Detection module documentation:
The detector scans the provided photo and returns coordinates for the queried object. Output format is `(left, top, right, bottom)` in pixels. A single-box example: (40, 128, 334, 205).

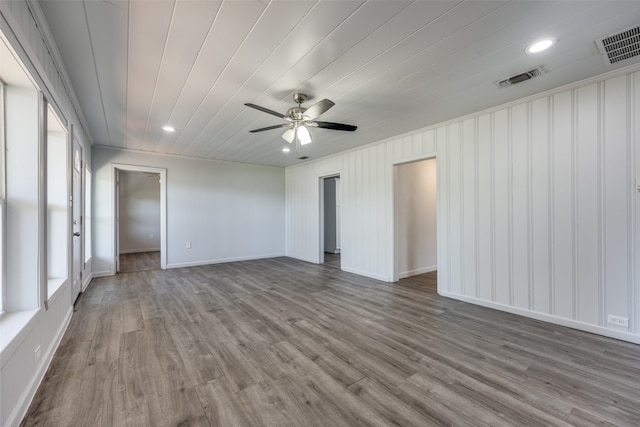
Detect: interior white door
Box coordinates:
(115, 169, 120, 273)
(71, 142, 82, 302)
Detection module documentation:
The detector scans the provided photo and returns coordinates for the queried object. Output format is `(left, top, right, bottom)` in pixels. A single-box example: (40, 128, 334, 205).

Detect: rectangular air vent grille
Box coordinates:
(596, 25, 640, 65)
(497, 67, 545, 88)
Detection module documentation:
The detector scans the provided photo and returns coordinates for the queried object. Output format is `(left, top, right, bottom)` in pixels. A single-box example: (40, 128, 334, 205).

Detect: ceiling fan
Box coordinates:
(244, 93, 356, 147)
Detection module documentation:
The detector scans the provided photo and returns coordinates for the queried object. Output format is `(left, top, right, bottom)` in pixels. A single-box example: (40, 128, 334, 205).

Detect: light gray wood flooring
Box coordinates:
(22, 257, 640, 426)
(119, 251, 160, 273)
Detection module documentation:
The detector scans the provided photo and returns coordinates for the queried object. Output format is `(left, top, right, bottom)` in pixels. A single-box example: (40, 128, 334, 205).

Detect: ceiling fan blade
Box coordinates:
(244, 103, 285, 118)
(304, 99, 334, 120)
(308, 121, 357, 132)
(249, 123, 290, 133)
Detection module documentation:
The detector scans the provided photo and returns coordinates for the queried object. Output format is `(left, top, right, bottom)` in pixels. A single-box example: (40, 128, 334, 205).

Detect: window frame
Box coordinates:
(0, 79, 6, 318)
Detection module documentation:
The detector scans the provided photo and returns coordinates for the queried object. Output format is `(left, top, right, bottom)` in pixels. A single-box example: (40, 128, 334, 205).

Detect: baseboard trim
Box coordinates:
(398, 265, 437, 279)
(91, 270, 112, 278)
(6, 307, 72, 427)
(341, 266, 390, 282)
(119, 248, 160, 254)
(166, 253, 285, 269)
(82, 273, 93, 292)
(439, 291, 640, 345)
(286, 254, 317, 264)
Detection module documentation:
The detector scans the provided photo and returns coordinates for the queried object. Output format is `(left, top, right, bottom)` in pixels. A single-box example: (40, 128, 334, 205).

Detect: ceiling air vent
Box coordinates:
(496, 67, 545, 88)
(298, 156, 309, 160)
(596, 25, 640, 65)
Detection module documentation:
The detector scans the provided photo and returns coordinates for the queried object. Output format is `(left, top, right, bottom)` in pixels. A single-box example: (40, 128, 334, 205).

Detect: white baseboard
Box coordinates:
(166, 253, 285, 269)
(82, 273, 93, 291)
(341, 266, 390, 282)
(286, 254, 318, 264)
(119, 248, 160, 254)
(91, 270, 112, 278)
(398, 265, 437, 279)
(6, 307, 72, 427)
(439, 291, 640, 345)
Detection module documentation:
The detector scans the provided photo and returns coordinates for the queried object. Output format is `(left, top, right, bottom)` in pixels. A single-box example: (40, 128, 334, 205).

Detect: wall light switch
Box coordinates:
(186, 241, 192, 249)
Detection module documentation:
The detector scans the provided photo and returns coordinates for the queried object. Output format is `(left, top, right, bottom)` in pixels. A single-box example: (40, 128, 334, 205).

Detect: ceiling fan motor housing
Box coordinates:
(286, 106, 308, 121)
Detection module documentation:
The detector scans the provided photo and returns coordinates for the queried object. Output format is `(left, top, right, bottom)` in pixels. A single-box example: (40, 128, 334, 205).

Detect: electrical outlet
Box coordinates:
(607, 315, 629, 328)
(34, 345, 42, 364)
(186, 241, 192, 249)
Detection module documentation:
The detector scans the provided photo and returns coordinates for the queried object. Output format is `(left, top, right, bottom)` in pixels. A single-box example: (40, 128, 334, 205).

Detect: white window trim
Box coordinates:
(0, 80, 6, 318)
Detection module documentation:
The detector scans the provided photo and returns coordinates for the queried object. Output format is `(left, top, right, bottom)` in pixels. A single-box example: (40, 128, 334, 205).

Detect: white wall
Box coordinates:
(395, 159, 437, 278)
(93, 147, 285, 275)
(286, 66, 640, 345)
(0, 2, 93, 426)
(119, 171, 160, 253)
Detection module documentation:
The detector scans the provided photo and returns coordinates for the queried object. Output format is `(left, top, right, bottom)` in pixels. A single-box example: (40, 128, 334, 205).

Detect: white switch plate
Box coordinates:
(607, 315, 629, 328)
(186, 241, 192, 249)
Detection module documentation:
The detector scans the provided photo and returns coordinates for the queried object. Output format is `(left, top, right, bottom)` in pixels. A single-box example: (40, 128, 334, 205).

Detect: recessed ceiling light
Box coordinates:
(162, 125, 176, 132)
(282, 147, 291, 153)
(526, 38, 556, 54)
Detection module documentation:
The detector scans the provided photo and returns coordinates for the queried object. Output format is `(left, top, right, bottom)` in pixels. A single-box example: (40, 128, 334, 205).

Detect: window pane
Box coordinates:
(84, 167, 91, 264)
(47, 105, 68, 297)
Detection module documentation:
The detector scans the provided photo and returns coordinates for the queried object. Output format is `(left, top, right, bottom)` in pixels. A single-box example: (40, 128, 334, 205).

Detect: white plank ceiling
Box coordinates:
(38, 0, 640, 167)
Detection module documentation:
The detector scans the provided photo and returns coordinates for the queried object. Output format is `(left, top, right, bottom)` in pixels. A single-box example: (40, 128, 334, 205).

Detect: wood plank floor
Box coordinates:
(22, 257, 640, 426)
(119, 251, 160, 273)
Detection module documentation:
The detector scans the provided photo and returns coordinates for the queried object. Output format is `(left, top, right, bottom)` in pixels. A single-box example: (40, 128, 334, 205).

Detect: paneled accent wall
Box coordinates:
(286, 68, 640, 344)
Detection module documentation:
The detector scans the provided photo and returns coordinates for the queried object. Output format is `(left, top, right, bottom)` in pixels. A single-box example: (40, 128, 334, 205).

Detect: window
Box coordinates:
(46, 103, 68, 298)
(84, 166, 92, 265)
(1, 31, 44, 312)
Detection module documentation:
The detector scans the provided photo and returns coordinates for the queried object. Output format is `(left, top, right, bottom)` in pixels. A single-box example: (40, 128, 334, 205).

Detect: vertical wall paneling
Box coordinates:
(511, 103, 530, 309)
(493, 109, 510, 305)
(635, 72, 640, 334)
(285, 66, 640, 344)
(530, 98, 551, 313)
(575, 84, 601, 325)
(598, 81, 606, 326)
(507, 107, 514, 307)
(551, 91, 575, 319)
(448, 124, 462, 295)
(477, 114, 493, 301)
(627, 73, 636, 334)
(603, 76, 629, 324)
(438, 126, 449, 291)
(462, 118, 477, 298)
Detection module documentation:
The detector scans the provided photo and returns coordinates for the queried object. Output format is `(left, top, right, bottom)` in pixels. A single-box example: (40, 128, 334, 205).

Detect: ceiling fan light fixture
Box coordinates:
(297, 125, 312, 145)
(282, 128, 295, 143)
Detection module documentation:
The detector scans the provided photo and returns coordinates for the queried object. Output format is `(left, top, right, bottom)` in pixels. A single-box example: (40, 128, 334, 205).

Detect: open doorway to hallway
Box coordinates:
(112, 163, 167, 274)
(117, 170, 161, 273)
(320, 174, 341, 267)
(393, 158, 437, 282)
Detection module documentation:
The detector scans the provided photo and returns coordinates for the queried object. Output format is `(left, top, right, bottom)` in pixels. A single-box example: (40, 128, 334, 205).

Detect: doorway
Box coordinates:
(112, 164, 167, 274)
(393, 158, 437, 282)
(320, 174, 341, 267)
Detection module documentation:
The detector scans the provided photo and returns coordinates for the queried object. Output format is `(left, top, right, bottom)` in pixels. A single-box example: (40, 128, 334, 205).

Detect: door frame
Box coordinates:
(111, 163, 167, 274)
(391, 153, 438, 282)
(318, 172, 340, 264)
